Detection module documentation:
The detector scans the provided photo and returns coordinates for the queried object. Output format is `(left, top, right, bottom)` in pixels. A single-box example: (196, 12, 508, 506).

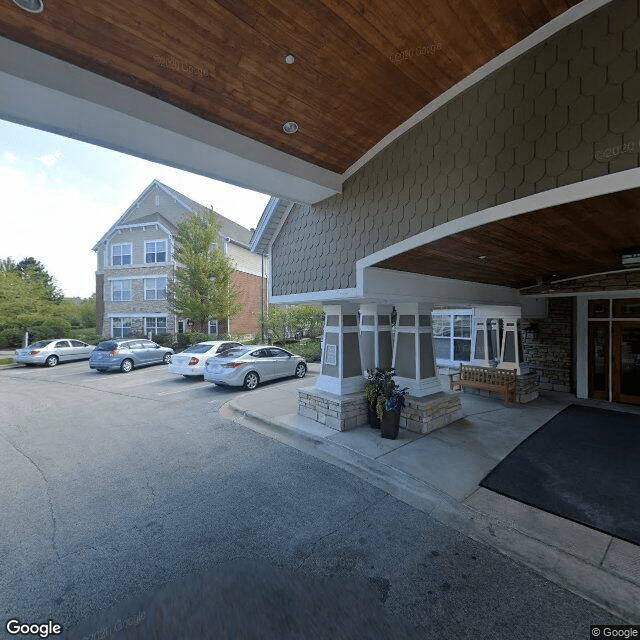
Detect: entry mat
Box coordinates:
(480, 404, 640, 546)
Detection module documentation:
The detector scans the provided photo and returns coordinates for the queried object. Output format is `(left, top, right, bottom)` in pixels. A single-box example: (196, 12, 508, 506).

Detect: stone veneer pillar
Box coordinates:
(316, 303, 364, 395)
(358, 303, 393, 374)
(392, 302, 441, 397)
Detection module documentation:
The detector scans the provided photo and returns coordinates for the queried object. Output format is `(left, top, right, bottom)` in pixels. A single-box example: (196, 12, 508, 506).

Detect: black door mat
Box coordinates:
(480, 404, 640, 546)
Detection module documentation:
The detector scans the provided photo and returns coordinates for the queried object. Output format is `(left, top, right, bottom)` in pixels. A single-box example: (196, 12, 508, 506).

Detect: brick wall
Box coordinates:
(228, 271, 267, 336)
(522, 297, 574, 392)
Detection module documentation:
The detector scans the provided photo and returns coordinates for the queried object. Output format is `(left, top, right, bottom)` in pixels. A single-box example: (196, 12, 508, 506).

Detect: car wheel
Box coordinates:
(45, 355, 59, 367)
(243, 371, 259, 390)
(120, 359, 134, 373)
(162, 353, 172, 364)
(295, 362, 307, 378)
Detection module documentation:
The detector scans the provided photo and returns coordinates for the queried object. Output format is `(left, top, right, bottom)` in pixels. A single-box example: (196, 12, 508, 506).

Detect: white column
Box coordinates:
(316, 303, 364, 395)
(392, 302, 442, 397)
(358, 303, 393, 374)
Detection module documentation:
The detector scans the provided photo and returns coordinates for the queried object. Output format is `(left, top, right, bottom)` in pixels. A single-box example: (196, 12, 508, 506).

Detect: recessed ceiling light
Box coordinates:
(284, 54, 295, 65)
(282, 121, 299, 134)
(12, 0, 44, 13)
(478, 255, 487, 260)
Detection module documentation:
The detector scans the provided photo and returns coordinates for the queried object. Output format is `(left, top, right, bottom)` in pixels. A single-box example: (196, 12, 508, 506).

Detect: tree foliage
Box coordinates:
(260, 305, 324, 345)
(168, 209, 243, 332)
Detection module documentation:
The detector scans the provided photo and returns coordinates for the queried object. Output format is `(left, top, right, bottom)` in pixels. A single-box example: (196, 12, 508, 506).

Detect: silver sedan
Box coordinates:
(204, 345, 307, 390)
(14, 339, 95, 367)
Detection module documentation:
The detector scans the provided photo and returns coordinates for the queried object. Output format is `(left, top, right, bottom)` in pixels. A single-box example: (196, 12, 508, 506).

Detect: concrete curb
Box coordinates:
(222, 398, 640, 624)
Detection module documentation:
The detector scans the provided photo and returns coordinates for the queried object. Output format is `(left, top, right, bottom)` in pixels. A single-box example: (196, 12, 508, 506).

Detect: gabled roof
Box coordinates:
(93, 179, 252, 250)
(250, 197, 293, 255)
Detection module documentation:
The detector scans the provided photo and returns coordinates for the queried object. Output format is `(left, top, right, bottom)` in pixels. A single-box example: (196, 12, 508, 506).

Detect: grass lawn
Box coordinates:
(0, 357, 14, 366)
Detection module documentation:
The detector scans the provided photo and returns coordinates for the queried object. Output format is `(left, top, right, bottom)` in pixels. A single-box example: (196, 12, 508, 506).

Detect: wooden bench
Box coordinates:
(448, 364, 518, 403)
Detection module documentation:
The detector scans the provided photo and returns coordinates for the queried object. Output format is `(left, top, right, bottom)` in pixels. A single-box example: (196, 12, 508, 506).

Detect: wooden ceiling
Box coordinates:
(374, 188, 640, 290)
(0, 0, 580, 173)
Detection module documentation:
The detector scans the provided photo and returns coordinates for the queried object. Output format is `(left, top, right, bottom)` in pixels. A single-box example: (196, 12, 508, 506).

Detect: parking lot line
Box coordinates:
(157, 383, 211, 395)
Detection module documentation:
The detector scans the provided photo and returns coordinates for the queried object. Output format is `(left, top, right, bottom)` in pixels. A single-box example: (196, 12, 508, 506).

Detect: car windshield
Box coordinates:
(214, 346, 250, 358)
(29, 340, 54, 348)
(96, 341, 118, 351)
(183, 344, 215, 354)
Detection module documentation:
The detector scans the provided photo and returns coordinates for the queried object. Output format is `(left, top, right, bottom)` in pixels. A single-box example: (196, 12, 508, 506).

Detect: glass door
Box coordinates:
(612, 323, 640, 405)
(588, 322, 609, 400)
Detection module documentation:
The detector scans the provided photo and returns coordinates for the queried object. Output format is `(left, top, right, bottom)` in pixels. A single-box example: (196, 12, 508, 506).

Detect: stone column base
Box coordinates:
(298, 388, 367, 431)
(400, 392, 463, 435)
(516, 372, 539, 403)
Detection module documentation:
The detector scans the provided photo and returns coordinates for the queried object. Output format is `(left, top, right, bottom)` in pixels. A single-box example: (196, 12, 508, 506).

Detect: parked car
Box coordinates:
(89, 338, 173, 373)
(168, 340, 243, 378)
(204, 345, 307, 390)
(13, 339, 95, 367)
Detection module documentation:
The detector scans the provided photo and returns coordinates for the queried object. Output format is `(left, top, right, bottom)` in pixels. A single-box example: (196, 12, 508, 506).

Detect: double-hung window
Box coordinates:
(112, 244, 132, 266)
(145, 317, 167, 336)
(432, 311, 473, 364)
(112, 279, 132, 301)
(112, 317, 133, 337)
(145, 240, 167, 263)
(144, 277, 167, 300)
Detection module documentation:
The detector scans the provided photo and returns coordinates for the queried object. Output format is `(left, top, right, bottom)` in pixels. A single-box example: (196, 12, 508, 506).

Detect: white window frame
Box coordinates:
(144, 277, 168, 300)
(431, 309, 474, 366)
(112, 279, 132, 301)
(111, 243, 132, 266)
(112, 317, 133, 337)
(145, 240, 167, 264)
(145, 316, 168, 336)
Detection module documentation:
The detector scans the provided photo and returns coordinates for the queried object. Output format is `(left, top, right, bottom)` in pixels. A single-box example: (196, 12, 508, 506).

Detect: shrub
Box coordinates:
(71, 328, 103, 344)
(154, 333, 177, 349)
(0, 327, 24, 349)
(286, 338, 321, 362)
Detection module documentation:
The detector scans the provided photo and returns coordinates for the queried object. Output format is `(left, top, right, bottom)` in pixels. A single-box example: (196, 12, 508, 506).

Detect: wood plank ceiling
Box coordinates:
(374, 188, 640, 290)
(0, 0, 580, 173)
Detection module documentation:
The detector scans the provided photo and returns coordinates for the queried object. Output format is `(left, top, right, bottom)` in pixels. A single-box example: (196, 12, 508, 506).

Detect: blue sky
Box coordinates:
(0, 119, 270, 298)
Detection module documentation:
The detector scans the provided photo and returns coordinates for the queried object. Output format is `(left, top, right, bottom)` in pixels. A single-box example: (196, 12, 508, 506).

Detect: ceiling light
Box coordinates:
(478, 255, 487, 260)
(12, 0, 44, 13)
(622, 252, 640, 267)
(282, 121, 299, 134)
(284, 54, 295, 65)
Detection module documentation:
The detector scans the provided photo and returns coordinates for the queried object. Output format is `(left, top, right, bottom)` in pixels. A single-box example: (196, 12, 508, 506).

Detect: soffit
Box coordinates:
(373, 188, 640, 290)
(0, 0, 581, 174)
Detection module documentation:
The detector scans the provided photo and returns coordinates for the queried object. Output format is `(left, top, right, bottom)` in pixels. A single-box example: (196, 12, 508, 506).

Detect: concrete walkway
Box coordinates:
(220, 363, 640, 623)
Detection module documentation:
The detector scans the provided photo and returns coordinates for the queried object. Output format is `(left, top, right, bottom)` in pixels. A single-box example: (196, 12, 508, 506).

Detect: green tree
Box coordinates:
(168, 209, 243, 332)
(259, 304, 324, 344)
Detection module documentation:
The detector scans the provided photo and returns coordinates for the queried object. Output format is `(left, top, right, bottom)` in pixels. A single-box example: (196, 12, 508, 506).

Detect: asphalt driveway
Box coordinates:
(0, 361, 623, 639)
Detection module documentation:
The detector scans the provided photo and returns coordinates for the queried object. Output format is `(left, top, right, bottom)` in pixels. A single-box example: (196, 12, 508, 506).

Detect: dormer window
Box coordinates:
(112, 243, 132, 266)
(145, 240, 167, 263)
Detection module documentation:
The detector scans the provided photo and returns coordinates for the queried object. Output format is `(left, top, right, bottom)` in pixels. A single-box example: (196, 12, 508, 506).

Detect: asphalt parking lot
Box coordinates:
(0, 360, 624, 639)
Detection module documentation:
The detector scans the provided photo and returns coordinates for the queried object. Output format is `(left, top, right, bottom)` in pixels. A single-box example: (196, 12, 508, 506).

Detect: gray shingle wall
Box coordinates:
(272, 0, 640, 296)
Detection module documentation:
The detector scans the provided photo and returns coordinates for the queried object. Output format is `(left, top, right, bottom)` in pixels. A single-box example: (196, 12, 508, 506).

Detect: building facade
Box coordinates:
(252, 0, 640, 428)
(94, 180, 266, 339)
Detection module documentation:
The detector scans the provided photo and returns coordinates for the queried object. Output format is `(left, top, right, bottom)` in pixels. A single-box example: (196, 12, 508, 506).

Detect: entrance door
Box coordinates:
(588, 323, 609, 400)
(612, 322, 640, 405)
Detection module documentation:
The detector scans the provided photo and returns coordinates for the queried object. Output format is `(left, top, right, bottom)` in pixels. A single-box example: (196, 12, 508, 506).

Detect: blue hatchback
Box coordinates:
(89, 338, 173, 373)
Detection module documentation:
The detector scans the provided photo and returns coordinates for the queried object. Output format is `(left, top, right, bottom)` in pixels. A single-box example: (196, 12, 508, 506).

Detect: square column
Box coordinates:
(316, 303, 364, 395)
(392, 302, 442, 397)
(358, 303, 393, 374)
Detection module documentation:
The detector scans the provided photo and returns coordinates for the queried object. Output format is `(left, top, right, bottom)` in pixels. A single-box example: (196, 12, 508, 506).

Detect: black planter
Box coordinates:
(368, 404, 380, 429)
(380, 409, 400, 439)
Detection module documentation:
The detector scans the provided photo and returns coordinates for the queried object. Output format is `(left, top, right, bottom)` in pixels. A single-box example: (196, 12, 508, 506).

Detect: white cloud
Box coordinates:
(39, 151, 62, 167)
(2, 151, 17, 163)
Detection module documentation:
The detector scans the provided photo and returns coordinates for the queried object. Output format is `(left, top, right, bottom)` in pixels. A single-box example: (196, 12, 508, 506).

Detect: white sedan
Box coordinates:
(14, 339, 95, 367)
(167, 341, 242, 377)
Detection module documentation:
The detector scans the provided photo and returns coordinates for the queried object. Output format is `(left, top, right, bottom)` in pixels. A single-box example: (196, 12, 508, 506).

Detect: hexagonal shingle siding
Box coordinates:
(272, 0, 640, 297)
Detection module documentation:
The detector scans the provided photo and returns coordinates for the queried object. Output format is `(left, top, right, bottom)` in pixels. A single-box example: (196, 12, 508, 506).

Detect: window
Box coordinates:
(112, 244, 132, 266)
(145, 317, 167, 336)
(145, 240, 167, 263)
(432, 311, 473, 364)
(144, 277, 167, 300)
(112, 279, 132, 301)
(208, 320, 218, 335)
(112, 317, 133, 337)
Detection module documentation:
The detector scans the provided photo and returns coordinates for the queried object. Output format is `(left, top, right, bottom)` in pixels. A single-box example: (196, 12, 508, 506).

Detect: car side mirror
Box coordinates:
(155, 345, 161, 348)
